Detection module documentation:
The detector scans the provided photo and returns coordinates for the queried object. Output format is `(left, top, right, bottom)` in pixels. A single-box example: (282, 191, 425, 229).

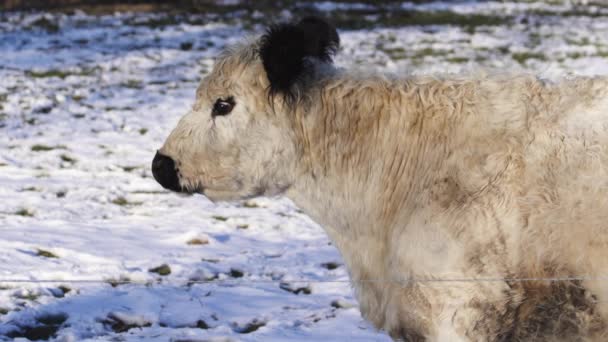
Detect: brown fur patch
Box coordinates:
(391, 326, 427, 342)
(468, 279, 606, 341)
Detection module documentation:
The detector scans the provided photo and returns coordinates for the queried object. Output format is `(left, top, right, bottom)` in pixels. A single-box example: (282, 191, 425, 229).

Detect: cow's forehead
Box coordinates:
(214, 40, 260, 72)
(201, 42, 260, 84)
(194, 40, 273, 103)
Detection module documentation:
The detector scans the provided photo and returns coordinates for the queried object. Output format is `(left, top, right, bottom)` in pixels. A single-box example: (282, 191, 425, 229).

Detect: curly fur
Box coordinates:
(156, 20, 608, 341)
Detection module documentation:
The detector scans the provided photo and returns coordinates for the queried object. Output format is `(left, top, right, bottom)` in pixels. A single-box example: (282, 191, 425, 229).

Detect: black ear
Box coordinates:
(259, 16, 340, 102)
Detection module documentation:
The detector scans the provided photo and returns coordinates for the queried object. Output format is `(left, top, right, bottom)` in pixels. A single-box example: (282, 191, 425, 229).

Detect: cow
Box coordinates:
(152, 17, 608, 341)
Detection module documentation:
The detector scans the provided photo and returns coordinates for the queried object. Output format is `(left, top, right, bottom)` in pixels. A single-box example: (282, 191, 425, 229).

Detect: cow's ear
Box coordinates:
(259, 16, 339, 101)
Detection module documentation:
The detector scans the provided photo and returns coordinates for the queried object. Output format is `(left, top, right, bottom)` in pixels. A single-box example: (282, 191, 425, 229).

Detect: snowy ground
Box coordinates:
(2, 1, 608, 341)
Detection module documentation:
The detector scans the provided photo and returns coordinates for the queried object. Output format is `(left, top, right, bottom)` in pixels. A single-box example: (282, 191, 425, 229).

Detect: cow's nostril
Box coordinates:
(152, 156, 163, 172)
(151, 151, 183, 192)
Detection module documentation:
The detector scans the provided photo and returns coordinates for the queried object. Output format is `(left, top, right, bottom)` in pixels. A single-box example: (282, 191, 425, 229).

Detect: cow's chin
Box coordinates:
(195, 180, 290, 202)
(200, 188, 250, 202)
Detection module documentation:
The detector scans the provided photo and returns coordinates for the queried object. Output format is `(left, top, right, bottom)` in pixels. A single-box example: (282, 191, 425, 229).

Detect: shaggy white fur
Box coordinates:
(157, 39, 608, 341)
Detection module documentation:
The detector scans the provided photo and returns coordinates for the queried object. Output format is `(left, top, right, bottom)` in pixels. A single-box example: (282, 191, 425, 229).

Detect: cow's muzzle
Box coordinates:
(151, 151, 184, 192)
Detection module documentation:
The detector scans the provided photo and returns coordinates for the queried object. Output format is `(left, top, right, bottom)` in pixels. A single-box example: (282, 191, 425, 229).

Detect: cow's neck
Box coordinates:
(284, 77, 450, 321)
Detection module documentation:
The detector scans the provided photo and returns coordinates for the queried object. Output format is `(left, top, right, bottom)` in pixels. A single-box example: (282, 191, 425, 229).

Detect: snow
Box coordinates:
(1, 1, 608, 341)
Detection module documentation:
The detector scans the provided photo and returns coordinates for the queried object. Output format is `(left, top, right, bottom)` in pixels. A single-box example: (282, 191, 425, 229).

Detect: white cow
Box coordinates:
(152, 17, 608, 341)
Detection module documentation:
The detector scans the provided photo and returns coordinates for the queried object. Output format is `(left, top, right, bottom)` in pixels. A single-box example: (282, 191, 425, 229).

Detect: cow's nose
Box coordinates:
(152, 151, 182, 192)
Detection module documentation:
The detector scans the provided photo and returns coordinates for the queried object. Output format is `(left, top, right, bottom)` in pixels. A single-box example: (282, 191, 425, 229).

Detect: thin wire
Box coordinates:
(4, 277, 608, 307)
(1, 275, 607, 285)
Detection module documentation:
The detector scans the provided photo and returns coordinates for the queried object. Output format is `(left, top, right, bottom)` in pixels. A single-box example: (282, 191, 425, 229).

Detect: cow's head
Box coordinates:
(152, 17, 339, 201)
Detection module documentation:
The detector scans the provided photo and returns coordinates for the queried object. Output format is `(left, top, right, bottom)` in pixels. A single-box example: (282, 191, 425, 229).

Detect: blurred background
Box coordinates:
(1, 1, 608, 341)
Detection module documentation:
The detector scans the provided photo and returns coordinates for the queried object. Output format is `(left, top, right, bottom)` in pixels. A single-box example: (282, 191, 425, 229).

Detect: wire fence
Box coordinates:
(1, 275, 607, 285)
(4, 276, 608, 308)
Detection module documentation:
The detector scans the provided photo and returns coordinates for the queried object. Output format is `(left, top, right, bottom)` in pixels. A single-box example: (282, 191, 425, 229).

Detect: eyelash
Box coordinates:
(212, 97, 235, 117)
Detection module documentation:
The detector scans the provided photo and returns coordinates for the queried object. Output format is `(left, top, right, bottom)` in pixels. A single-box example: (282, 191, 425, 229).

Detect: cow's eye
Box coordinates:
(212, 97, 235, 117)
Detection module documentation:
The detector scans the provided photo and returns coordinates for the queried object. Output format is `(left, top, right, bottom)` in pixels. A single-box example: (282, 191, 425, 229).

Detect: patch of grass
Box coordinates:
(36, 312, 68, 326)
(111, 196, 142, 206)
(120, 166, 138, 172)
(196, 319, 209, 329)
(330, 10, 509, 30)
(139, 128, 148, 135)
(74, 38, 89, 45)
(36, 248, 59, 258)
(0, 308, 8, 315)
(20, 186, 39, 192)
(58, 285, 71, 295)
(331, 299, 355, 309)
(106, 276, 131, 287)
(0, 93, 7, 111)
(31, 144, 67, 152)
(242, 201, 259, 208)
(102, 312, 152, 333)
(127, 15, 183, 28)
(512, 52, 547, 65)
(446, 56, 470, 64)
(380, 46, 407, 59)
(234, 319, 266, 334)
(229, 268, 244, 278)
(497, 46, 510, 55)
(27, 68, 97, 79)
(6, 324, 60, 341)
(30, 17, 60, 33)
(15, 208, 34, 217)
(180, 41, 193, 51)
(50, 285, 71, 298)
(567, 52, 587, 59)
(565, 37, 590, 46)
(35, 105, 53, 114)
(104, 106, 135, 111)
(60, 154, 77, 163)
(123, 79, 143, 89)
(212, 215, 229, 222)
(279, 282, 312, 295)
(528, 8, 608, 18)
(111, 197, 129, 206)
(526, 32, 543, 48)
(321, 262, 340, 270)
(27, 70, 70, 79)
(31, 144, 53, 152)
(187, 237, 209, 245)
(131, 190, 165, 194)
(149, 264, 171, 276)
(201, 258, 219, 263)
(236, 224, 249, 230)
(411, 47, 453, 60)
(72, 94, 86, 102)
